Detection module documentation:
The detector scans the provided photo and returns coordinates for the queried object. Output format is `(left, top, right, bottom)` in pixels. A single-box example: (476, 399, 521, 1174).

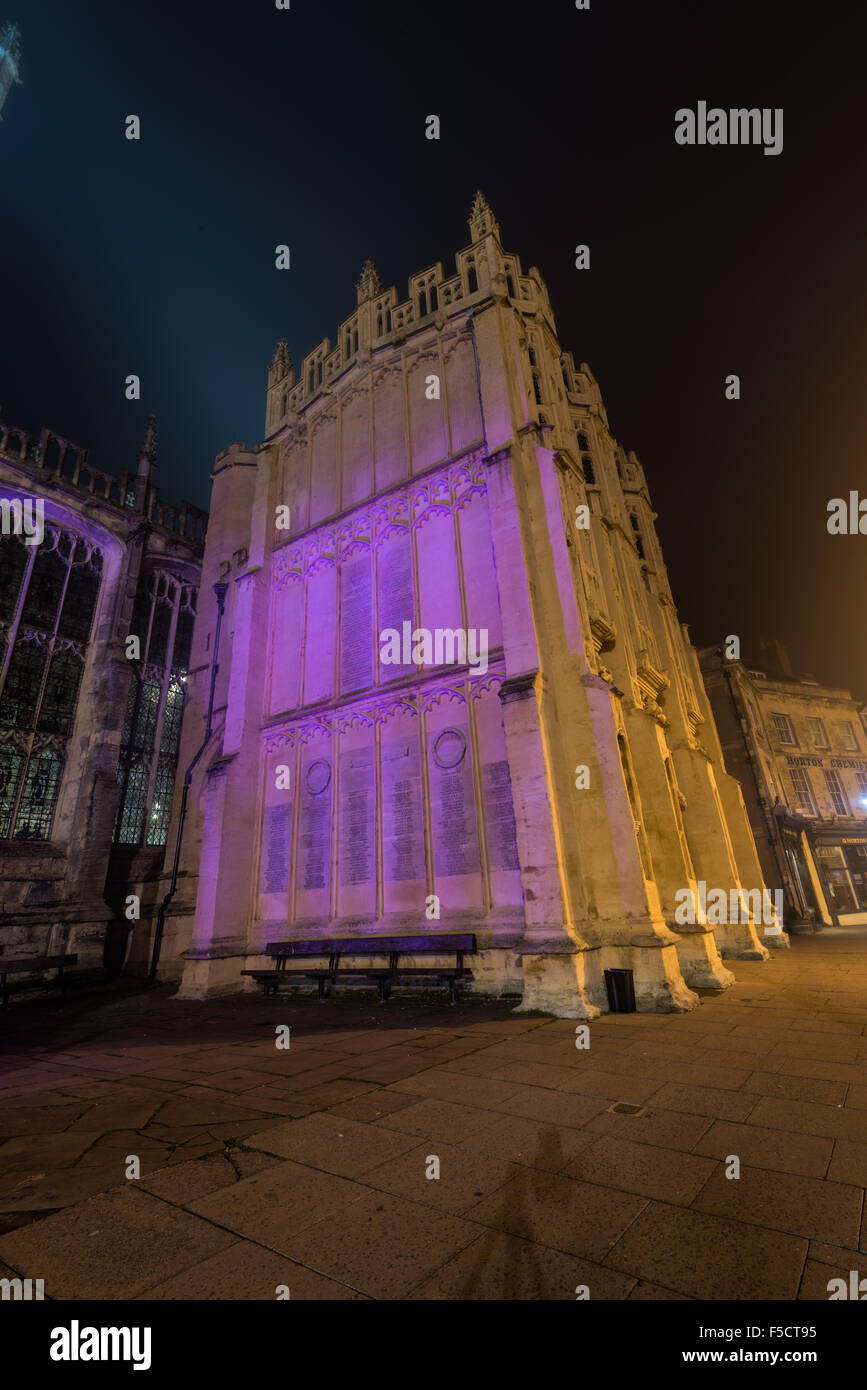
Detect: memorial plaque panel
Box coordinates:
(382, 733, 425, 884)
(341, 552, 373, 695)
(262, 800, 293, 895)
(430, 723, 480, 879)
(482, 759, 521, 872)
(339, 746, 375, 887)
(298, 755, 333, 900)
(378, 533, 415, 680)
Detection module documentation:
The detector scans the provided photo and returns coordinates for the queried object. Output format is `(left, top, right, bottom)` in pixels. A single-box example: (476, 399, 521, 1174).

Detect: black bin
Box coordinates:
(604, 967, 636, 1014)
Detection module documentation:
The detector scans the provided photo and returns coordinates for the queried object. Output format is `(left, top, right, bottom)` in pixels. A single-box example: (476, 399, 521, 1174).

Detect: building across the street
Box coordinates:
(700, 640, 867, 930)
(0, 412, 206, 978)
(146, 194, 786, 1017)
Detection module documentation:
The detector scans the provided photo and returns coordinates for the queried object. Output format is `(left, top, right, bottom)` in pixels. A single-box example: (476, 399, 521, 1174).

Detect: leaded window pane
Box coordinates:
(20, 545, 67, 633)
(0, 743, 26, 837)
(57, 554, 102, 643)
(159, 677, 185, 758)
(0, 640, 48, 730)
(13, 748, 63, 840)
(146, 755, 175, 846)
(116, 758, 148, 844)
(0, 534, 29, 622)
(174, 608, 194, 670)
(37, 649, 84, 737)
(148, 600, 172, 668)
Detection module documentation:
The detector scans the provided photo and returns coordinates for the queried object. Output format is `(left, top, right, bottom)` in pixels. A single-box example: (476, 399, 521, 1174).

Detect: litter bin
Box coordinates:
(604, 967, 636, 1014)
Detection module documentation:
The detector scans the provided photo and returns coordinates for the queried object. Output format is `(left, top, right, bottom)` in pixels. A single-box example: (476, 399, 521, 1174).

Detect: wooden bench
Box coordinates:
(0, 954, 78, 1008)
(242, 934, 475, 1005)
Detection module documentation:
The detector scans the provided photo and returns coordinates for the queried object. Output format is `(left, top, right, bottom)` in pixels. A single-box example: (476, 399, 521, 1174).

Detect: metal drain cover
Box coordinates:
(610, 1102, 646, 1116)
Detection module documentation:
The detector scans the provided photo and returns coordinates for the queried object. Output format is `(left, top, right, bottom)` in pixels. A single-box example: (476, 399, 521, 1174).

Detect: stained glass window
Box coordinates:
(0, 534, 28, 622)
(0, 743, 26, 837)
(113, 572, 198, 847)
(0, 524, 103, 840)
(13, 748, 62, 840)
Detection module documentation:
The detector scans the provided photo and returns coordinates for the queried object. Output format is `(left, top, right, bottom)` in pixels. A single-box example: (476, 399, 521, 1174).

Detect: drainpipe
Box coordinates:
(149, 580, 228, 980)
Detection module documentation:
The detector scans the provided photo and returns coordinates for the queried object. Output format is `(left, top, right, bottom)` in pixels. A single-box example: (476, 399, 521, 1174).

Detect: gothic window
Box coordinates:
(0, 534, 28, 622)
(114, 573, 197, 848)
(0, 524, 103, 840)
(466, 260, 478, 294)
(532, 373, 543, 406)
(577, 433, 589, 451)
(12, 748, 62, 840)
(581, 454, 595, 486)
(507, 273, 516, 299)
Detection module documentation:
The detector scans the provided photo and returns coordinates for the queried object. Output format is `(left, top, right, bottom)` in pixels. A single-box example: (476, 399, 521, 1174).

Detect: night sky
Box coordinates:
(2, 1, 864, 694)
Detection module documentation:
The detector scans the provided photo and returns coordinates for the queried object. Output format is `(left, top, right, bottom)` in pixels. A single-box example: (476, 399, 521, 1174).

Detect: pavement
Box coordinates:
(0, 931, 865, 1300)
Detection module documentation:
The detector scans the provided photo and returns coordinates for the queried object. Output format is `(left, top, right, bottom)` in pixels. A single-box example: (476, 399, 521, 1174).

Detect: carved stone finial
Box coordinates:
(269, 340, 293, 382)
(468, 190, 500, 242)
(356, 258, 383, 304)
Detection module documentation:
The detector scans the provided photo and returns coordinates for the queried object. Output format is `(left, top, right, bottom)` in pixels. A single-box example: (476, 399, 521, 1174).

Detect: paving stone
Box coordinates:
(385, 1069, 525, 1111)
(458, 1116, 600, 1172)
(647, 1082, 759, 1123)
(692, 1164, 862, 1247)
(361, 1140, 518, 1214)
(138, 1240, 368, 1299)
(138, 1154, 244, 1204)
(741, 1071, 848, 1106)
(799, 1258, 858, 1301)
(692, 1119, 834, 1178)
(187, 1156, 369, 1247)
(563, 1136, 716, 1205)
(373, 1098, 504, 1144)
(464, 1169, 647, 1261)
(408, 1230, 636, 1300)
(243, 1113, 420, 1176)
(0, 1131, 97, 1171)
(584, 1105, 714, 1153)
(0, 1165, 136, 1212)
(602, 1201, 807, 1299)
(66, 1098, 168, 1134)
(0, 1104, 86, 1137)
(0, 1186, 235, 1297)
(496, 1086, 610, 1129)
(826, 1139, 867, 1186)
(747, 1095, 867, 1142)
(282, 1188, 480, 1299)
(626, 1280, 691, 1299)
(149, 1097, 276, 1128)
(325, 1091, 419, 1124)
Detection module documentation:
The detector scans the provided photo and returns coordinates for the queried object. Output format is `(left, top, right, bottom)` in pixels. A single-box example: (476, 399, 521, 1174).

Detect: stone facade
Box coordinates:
(0, 412, 206, 977)
(700, 642, 867, 930)
(153, 194, 784, 1015)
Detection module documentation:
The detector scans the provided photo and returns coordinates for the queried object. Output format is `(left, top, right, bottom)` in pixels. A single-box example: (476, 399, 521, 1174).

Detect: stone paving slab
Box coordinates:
(0, 932, 864, 1298)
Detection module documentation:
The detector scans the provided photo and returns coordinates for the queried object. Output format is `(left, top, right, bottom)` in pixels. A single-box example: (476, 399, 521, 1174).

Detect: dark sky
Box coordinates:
(2, 0, 865, 695)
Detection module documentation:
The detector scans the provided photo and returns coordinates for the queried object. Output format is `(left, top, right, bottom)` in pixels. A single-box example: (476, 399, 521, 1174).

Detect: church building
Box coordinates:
(154, 194, 786, 1015)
